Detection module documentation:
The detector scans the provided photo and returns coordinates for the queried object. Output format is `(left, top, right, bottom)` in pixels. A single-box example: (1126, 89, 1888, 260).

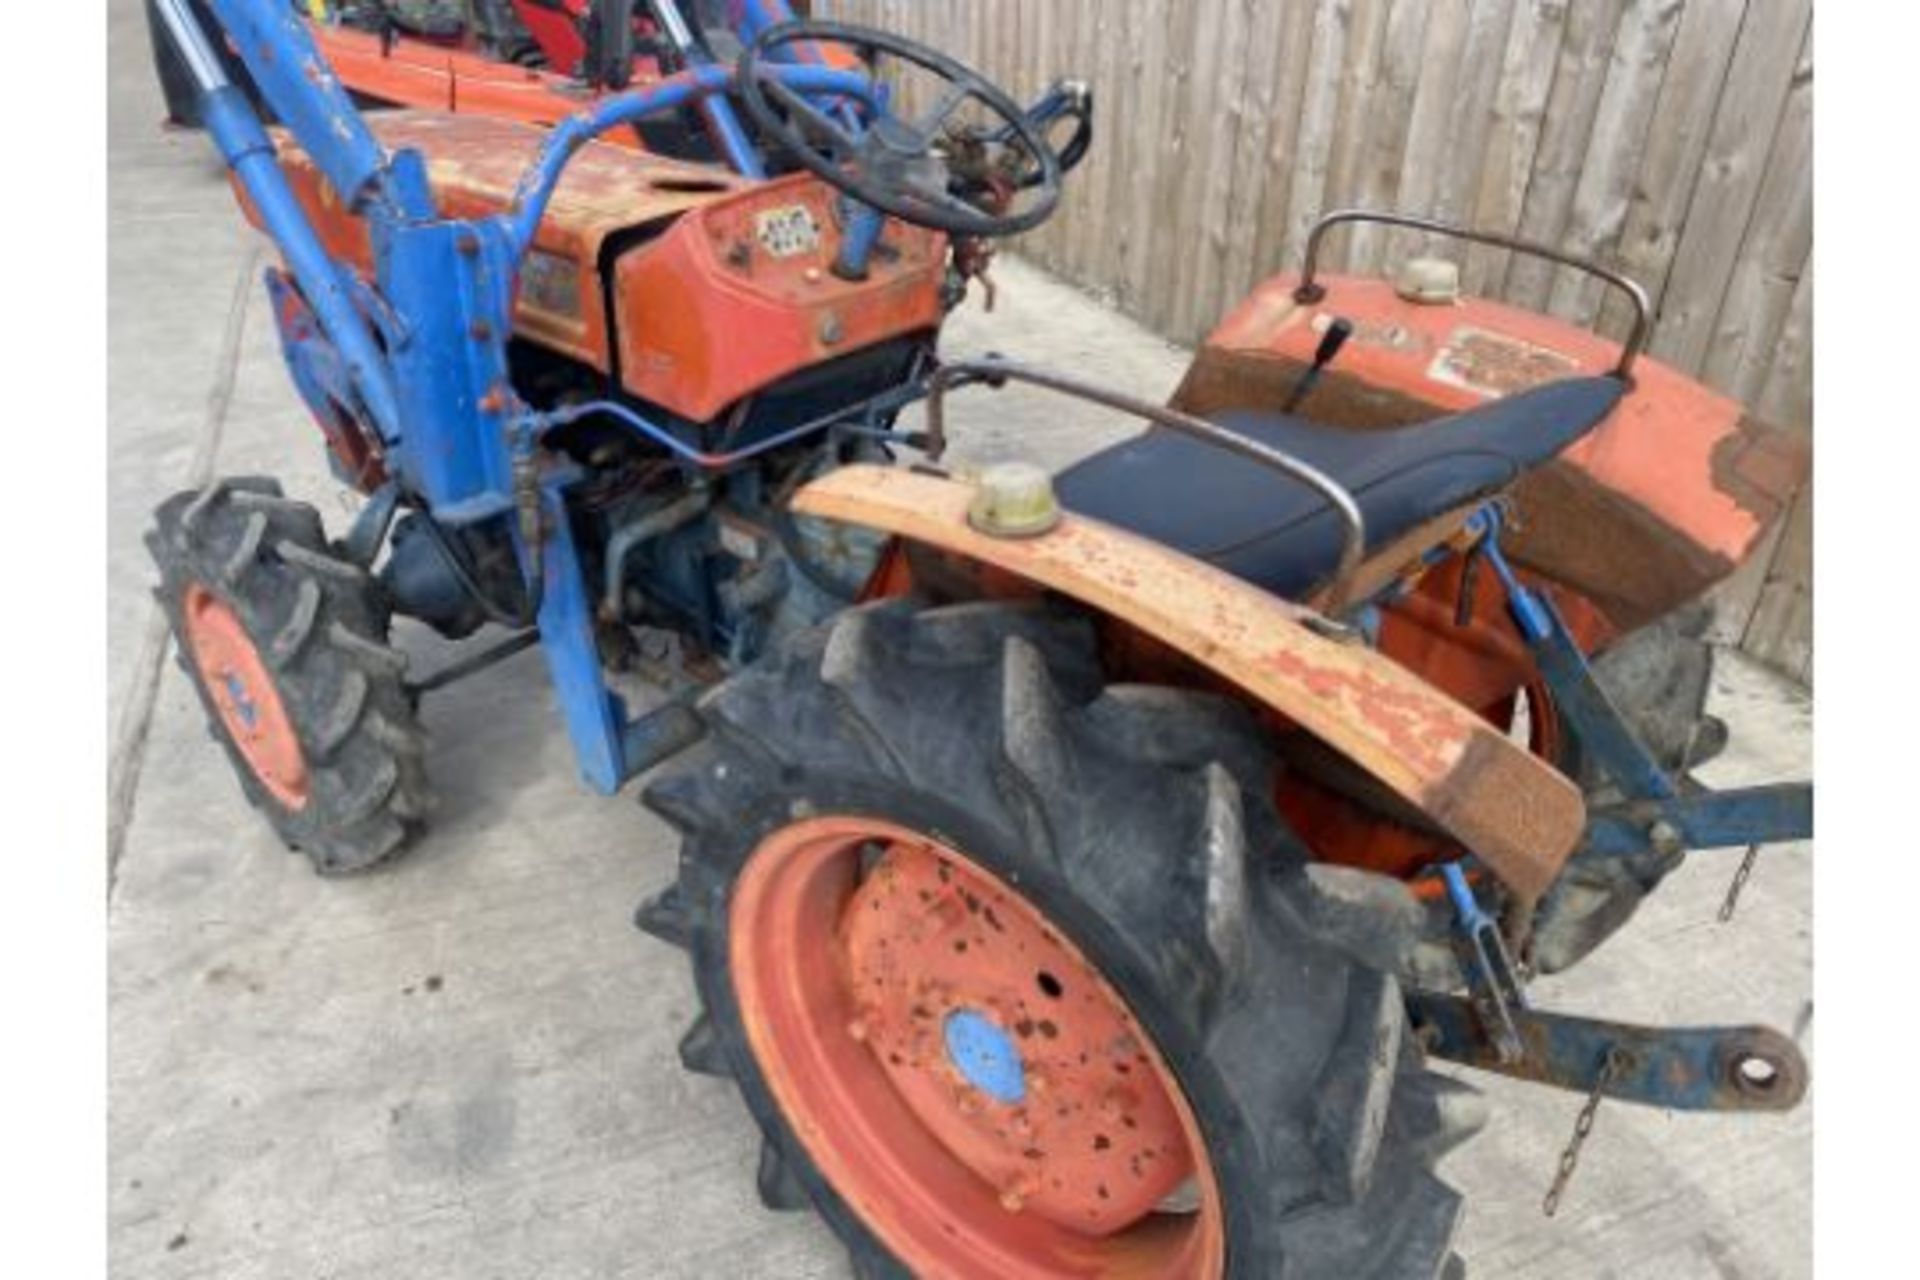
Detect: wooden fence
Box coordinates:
(821, 0, 1814, 681)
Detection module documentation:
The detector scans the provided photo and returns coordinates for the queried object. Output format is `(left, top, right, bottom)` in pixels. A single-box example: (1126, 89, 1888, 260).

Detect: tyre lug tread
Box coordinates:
(221, 510, 268, 587)
(678, 1014, 730, 1078)
(271, 578, 322, 668)
(312, 669, 370, 759)
(755, 1139, 810, 1212)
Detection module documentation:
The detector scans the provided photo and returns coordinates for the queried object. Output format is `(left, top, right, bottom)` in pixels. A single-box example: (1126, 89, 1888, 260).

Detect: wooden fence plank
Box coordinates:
(1072, 0, 1129, 289)
(1501, 0, 1630, 310)
(1426, 0, 1520, 243)
(1463, 0, 1572, 291)
(1095, 0, 1152, 308)
(1007, 1, 1046, 263)
(1116, 0, 1180, 313)
(1710, 247, 1811, 665)
(1172, 0, 1253, 340)
(1702, 22, 1812, 405)
(1742, 249, 1813, 676)
(1593, 0, 1747, 338)
(1215, 0, 1298, 307)
(1140, 0, 1211, 331)
(1756, 246, 1813, 429)
(1544, 0, 1684, 325)
(1263, 0, 1347, 278)
(1742, 481, 1813, 683)
(1647, 0, 1811, 375)
(1322, 0, 1391, 240)
(1382, 0, 1472, 268)
(1344, 0, 1436, 275)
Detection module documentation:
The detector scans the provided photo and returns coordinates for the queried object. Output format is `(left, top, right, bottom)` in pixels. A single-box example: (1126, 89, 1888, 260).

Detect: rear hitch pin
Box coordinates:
(1441, 861, 1529, 1064)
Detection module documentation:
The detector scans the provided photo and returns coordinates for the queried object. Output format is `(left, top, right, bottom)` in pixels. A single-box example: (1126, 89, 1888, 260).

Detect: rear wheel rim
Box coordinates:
(181, 583, 310, 811)
(730, 815, 1226, 1279)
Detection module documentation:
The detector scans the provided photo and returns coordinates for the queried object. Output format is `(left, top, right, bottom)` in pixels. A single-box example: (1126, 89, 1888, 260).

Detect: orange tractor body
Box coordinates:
(246, 111, 949, 423)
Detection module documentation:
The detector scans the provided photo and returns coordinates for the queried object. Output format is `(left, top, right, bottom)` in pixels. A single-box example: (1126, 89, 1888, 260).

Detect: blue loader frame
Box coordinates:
(152, 0, 884, 796)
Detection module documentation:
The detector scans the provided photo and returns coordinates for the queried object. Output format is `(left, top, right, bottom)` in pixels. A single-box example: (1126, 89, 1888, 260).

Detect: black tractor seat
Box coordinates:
(1054, 376, 1625, 601)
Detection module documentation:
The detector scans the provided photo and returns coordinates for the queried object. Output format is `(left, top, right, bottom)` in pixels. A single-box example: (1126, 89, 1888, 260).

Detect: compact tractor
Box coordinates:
(144, 1, 1812, 1275)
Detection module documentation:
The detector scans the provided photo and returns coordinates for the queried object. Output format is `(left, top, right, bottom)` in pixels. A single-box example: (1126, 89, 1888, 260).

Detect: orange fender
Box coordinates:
(793, 465, 1586, 902)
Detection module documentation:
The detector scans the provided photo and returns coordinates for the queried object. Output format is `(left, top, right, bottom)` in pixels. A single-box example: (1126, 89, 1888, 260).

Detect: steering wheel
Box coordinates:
(737, 21, 1063, 239)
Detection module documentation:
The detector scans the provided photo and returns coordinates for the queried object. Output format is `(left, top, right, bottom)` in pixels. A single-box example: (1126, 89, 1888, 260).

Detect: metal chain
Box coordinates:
(1718, 843, 1762, 923)
(1542, 1045, 1632, 1217)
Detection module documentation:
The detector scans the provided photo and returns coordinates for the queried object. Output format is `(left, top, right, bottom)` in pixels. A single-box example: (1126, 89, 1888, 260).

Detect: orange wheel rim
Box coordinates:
(730, 816, 1226, 1279)
(181, 584, 310, 811)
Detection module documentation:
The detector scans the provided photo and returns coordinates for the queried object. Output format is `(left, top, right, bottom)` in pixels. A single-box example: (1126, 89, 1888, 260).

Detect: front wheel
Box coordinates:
(638, 599, 1476, 1277)
(148, 478, 432, 874)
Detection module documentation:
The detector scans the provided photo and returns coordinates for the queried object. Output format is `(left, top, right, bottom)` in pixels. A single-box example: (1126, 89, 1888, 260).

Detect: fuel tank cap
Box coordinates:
(968, 462, 1062, 538)
(1396, 256, 1462, 304)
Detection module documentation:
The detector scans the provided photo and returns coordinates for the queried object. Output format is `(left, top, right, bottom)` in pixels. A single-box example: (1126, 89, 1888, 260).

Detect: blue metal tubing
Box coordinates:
(733, 0, 802, 45)
(835, 203, 887, 279)
(648, 0, 765, 177)
(1467, 506, 1552, 643)
(197, 82, 405, 441)
(1584, 783, 1814, 859)
(1440, 859, 1529, 1062)
(698, 95, 766, 180)
(1440, 862, 1483, 924)
(1469, 505, 1678, 801)
(204, 0, 420, 217)
(505, 63, 879, 258)
(531, 476, 628, 794)
(1404, 992, 1807, 1113)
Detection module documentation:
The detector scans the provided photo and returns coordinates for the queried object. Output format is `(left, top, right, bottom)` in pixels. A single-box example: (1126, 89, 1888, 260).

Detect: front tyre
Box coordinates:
(639, 599, 1476, 1277)
(147, 478, 431, 874)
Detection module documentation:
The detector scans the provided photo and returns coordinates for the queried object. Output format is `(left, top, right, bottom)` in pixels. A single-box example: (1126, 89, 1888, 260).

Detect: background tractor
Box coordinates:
(148, 2, 882, 163)
(143, 1, 1810, 1274)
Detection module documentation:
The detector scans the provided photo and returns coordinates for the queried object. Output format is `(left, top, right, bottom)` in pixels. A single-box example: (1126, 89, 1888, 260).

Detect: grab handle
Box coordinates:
(1293, 209, 1653, 381)
(924, 358, 1368, 617)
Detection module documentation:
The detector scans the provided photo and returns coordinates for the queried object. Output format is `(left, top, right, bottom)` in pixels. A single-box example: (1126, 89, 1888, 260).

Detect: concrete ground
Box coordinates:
(107, 7, 1810, 1277)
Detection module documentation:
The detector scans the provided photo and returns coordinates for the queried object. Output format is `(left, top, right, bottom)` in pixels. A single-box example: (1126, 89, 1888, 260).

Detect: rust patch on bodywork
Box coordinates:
(1429, 328, 1579, 398)
(1173, 346, 1440, 433)
(1428, 733, 1583, 882)
(795, 465, 1585, 901)
(1503, 462, 1735, 632)
(1712, 415, 1812, 525)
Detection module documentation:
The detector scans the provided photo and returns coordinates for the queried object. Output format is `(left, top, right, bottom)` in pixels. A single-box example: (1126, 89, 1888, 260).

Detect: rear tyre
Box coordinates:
(1530, 603, 1729, 973)
(148, 478, 432, 874)
(639, 599, 1477, 1277)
